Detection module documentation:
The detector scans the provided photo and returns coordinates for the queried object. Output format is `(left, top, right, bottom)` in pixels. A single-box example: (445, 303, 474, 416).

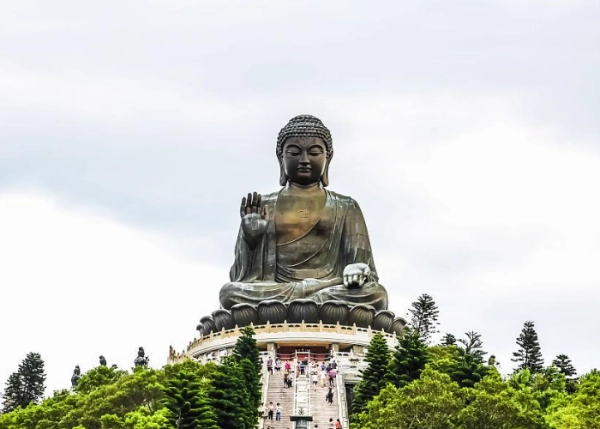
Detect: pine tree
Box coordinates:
(408, 294, 440, 343)
(2, 373, 24, 413)
(512, 321, 544, 374)
(1, 352, 46, 412)
(232, 326, 260, 370)
(552, 354, 577, 379)
(19, 352, 46, 406)
(450, 331, 489, 388)
(441, 333, 457, 346)
(458, 331, 487, 364)
(387, 328, 429, 388)
(351, 333, 391, 416)
(162, 371, 218, 429)
(208, 358, 254, 429)
(449, 353, 488, 389)
(232, 326, 261, 418)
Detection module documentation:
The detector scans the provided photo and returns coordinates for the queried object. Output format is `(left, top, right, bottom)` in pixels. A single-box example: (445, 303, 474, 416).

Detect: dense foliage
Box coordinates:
(0, 331, 262, 429)
(1, 303, 597, 429)
(348, 307, 598, 429)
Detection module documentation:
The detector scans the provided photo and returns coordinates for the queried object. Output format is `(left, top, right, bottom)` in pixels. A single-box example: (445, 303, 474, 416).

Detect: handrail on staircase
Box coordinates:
(260, 353, 270, 426)
(336, 372, 349, 429)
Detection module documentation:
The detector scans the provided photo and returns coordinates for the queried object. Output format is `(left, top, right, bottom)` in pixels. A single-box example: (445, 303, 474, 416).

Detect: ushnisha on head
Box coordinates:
(277, 115, 333, 187)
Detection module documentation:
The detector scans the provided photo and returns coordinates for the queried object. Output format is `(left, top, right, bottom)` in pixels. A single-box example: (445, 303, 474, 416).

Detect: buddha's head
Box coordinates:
(277, 115, 333, 187)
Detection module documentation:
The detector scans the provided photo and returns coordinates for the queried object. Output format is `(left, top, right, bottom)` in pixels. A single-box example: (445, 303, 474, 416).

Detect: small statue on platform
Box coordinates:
(134, 347, 149, 367)
(99, 355, 107, 366)
(71, 365, 81, 388)
(219, 115, 388, 311)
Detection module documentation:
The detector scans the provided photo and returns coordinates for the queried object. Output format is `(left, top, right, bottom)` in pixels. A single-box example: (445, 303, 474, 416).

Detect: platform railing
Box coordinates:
(178, 321, 396, 356)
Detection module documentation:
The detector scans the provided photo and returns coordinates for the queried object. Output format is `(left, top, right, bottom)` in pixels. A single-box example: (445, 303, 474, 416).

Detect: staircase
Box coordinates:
(260, 362, 349, 429)
(308, 376, 339, 429)
(262, 370, 295, 429)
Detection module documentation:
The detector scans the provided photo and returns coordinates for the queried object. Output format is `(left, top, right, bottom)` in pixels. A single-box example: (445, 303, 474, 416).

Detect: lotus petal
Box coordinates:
(319, 300, 349, 325)
(288, 299, 319, 323)
(231, 303, 259, 327)
(372, 310, 395, 332)
(200, 316, 217, 335)
(348, 304, 375, 328)
(212, 309, 235, 331)
(391, 317, 408, 336)
(257, 300, 287, 324)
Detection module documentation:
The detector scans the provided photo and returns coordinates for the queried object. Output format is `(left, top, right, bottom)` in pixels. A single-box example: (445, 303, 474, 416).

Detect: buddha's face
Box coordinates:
(281, 137, 327, 186)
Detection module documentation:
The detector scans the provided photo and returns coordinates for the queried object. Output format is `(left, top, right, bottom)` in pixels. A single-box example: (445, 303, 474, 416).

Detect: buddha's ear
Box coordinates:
(279, 159, 288, 186)
(321, 152, 333, 187)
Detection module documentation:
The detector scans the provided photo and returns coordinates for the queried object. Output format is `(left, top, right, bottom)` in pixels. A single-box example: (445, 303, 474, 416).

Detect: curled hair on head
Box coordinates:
(276, 115, 333, 159)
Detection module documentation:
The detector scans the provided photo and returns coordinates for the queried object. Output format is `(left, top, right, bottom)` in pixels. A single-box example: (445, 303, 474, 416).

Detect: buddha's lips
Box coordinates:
(297, 168, 311, 172)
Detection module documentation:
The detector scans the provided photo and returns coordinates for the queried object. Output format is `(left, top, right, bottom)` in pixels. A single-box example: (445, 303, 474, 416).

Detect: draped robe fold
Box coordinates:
(219, 189, 388, 310)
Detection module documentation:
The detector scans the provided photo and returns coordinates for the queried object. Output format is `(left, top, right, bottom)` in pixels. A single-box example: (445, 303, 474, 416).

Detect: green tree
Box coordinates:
(448, 331, 489, 388)
(427, 345, 462, 376)
(60, 367, 164, 429)
(457, 373, 547, 429)
(546, 370, 600, 429)
(408, 293, 440, 343)
(76, 365, 127, 394)
(458, 331, 487, 364)
(19, 353, 46, 407)
(387, 328, 429, 388)
(2, 373, 24, 413)
(208, 358, 254, 429)
(2, 352, 46, 413)
(553, 355, 577, 380)
(351, 333, 391, 416)
(353, 368, 463, 429)
(162, 370, 218, 429)
(232, 326, 261, 418)
(512, 320, 544, 374)
(441, 333, 457, 346)
(530, 365, 568, 411)
(553, 354, 578, 395)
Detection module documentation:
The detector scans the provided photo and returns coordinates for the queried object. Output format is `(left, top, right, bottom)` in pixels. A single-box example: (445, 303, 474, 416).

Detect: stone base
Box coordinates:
(170, 318, 403, 365)
(196, 299, 406, 337)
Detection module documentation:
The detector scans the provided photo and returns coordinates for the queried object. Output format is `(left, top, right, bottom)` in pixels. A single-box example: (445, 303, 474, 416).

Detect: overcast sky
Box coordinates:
(1, 0, 599, 395)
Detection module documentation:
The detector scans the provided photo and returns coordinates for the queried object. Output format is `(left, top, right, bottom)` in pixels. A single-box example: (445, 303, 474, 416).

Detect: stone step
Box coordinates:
(262, 371, 343, 429)
(263, 371, 295, 429)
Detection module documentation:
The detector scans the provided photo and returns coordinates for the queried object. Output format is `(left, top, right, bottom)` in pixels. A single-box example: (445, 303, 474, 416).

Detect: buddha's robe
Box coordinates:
(219, 189, 388, 310)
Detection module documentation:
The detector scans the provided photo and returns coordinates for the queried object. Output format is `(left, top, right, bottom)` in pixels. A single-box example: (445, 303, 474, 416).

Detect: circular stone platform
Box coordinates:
(169, 320, 402, 364)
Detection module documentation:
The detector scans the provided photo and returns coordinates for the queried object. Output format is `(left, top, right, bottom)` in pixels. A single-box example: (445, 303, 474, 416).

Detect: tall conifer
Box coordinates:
(208, 358, 254, 429)
(351, 333, 391, 416)
(387, 328, 429, 388)
(552, 354, 577, 379)
(2, 373, 24, 413)
(1, 352, 46, 412)
(232, 326, 261, 417)
(162, 371, 218, 429)
(408, 294, 440, 343)
(441, 333, 457, 346)
(512, 321, 544, 374)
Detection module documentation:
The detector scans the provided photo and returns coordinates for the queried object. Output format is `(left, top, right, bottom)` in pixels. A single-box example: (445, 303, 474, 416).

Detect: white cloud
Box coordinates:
(0, 193, 224, 394)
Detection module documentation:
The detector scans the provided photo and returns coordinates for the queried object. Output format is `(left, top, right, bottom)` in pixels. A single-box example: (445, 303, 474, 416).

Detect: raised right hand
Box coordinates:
(240, 192, 268, 248)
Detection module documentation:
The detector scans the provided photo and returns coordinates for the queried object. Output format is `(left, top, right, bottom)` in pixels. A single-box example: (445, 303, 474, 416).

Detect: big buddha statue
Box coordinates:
(219, 115, 388, 314)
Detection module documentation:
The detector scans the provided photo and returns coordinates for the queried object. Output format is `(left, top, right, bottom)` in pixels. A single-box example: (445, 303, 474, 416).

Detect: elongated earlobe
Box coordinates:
(279, 164, 287, 186)
(321, 153, 332, 187)
(321, 164, 330, 187)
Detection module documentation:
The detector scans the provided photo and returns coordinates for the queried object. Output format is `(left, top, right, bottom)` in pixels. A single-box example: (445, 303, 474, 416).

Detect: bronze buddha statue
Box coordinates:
(219, 115, 388, 312)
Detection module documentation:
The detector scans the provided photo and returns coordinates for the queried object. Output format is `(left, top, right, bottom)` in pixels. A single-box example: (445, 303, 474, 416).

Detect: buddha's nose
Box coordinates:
(299, 152, 309, 164)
